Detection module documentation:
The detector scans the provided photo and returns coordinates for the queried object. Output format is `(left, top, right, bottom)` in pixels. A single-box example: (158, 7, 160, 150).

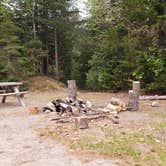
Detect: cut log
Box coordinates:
(132, 81, 140, 95)
(110, 97, 127, 111)
(139, 96, 166, 100)
(75, 116, 89, 129)
(67, 80, 77, 100)
(106, 103, 121, 112)
(128, 90, 139, 111)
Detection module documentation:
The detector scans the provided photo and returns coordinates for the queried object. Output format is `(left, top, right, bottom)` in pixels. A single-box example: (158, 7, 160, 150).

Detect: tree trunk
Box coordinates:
(128, 90, 139, 111)
(132, 81, 140, 95)
(68, 80, 77, 100)
(32, 0, 36, 38)
(54, 29, 59, 80)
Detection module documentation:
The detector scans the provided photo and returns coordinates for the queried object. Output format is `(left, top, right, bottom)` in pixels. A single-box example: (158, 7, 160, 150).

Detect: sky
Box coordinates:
(75, 0, 88, 18)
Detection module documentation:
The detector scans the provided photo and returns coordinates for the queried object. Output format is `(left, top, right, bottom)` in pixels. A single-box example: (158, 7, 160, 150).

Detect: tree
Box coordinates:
(84, 0, 166, 92)
(0, 3, 24, 80)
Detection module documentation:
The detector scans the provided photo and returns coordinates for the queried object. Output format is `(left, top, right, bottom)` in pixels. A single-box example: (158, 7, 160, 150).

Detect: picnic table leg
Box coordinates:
(2, 96, 6, 103)
(1, 88, 7, 103)
(14, 86, 26, 107)
(16, 95, 25, 107)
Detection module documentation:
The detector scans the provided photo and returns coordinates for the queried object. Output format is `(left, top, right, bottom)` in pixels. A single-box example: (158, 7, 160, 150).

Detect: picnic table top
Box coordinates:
(0, 82, 23, 87)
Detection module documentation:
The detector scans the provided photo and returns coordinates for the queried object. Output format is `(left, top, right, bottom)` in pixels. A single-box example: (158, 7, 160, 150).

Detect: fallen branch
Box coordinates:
(50, 111, 119, 124)
(139, 95, 166, 100)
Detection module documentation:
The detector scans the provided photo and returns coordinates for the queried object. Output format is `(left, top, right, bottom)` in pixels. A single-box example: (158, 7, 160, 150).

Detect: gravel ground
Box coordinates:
(0, 92, 119, 166)
(1, 91, 165, 166)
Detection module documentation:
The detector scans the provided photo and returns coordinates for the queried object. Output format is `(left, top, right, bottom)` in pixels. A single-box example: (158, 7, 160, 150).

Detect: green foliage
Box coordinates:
(0, 0, 165, 93)
(81, 0, 166, 93)
(134, 38, 166, 93)
(0, 0, 77, 81)
(24, 38, 47, 75)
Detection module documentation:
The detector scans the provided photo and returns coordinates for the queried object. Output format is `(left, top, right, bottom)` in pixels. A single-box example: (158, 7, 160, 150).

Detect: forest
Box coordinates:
(0, 0, 165, 93)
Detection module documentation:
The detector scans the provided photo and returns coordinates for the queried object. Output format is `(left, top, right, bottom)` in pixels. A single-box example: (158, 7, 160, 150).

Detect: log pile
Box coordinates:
(42, 97, 121, 128)
(104, 97, 127, 114)
(42, 98, 93, 116)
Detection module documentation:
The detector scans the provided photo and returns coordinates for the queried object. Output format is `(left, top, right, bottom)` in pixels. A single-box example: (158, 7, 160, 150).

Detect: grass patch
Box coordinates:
(25, 76, 66, 91)
(71, 126, 166, 165)
(71, 130, 142, 158)
(38, 120, 166, 165)
(153, 122, 166, 129)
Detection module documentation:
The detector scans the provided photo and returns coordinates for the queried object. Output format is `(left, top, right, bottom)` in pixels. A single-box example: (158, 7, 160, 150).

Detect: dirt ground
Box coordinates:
(0, 90, 165, 166)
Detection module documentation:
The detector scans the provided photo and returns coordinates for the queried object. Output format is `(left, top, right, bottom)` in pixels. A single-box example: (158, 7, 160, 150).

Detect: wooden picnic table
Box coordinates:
(0, 82, 27, 107)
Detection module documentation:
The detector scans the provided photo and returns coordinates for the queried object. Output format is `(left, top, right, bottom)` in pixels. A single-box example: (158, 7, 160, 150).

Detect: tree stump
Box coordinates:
(75, 116, 89, 129)
(128, 90, 139, 111)
(132, 81, 140, 95)
(67, 80, 77, 100)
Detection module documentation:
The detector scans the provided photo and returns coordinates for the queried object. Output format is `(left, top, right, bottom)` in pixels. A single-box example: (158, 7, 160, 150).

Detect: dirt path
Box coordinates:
(0, 94, 118, 166)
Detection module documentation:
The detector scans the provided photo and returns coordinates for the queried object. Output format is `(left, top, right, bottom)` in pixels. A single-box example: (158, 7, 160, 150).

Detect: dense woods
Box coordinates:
(0, 0, 165, 93)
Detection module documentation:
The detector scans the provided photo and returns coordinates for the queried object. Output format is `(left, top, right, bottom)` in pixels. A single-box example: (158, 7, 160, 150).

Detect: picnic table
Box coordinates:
(0, 82, 27, 107)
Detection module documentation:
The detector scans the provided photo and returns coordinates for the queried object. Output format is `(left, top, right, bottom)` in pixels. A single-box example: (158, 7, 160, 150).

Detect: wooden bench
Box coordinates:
(0, 90, 6, 93)
(0, 82, 28, 107)
(0, 91, 28, 97)
(0, 91, 28, 107)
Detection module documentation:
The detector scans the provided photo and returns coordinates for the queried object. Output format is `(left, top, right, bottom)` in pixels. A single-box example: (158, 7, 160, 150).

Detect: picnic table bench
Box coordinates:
(0, 82, 28, 107)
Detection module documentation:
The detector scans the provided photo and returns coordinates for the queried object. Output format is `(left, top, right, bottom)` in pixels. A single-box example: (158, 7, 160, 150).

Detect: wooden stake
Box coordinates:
(67, 80, 77, 100)
(128, 90, 139, 111)
(132, 81, 140, 95)
(75, 116, 89, 129)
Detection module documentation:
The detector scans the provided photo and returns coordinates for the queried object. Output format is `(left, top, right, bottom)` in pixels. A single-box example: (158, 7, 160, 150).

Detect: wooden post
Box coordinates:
(54, 29, 59, 80)
(75, 116, 89, 129)
(128, 90, 139, 111)
(128, 81, 140, 111)
(132, 81, 140, 95)
(67, 80, 77, 100)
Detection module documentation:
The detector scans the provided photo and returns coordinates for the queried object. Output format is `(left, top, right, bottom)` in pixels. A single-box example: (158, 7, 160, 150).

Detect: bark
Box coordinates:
(132, 81, 140, 95)
(67, 80, 77, 100)
(128, 90, 139, 111)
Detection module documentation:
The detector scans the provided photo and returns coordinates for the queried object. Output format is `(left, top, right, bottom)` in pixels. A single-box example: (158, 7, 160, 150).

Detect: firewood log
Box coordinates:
(29, 107, 41, 115)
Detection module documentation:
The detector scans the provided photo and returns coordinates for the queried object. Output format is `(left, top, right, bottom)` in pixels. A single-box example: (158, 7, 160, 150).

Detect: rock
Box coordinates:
(110, 97, 121, 105)
(151, 101, 159, 107)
